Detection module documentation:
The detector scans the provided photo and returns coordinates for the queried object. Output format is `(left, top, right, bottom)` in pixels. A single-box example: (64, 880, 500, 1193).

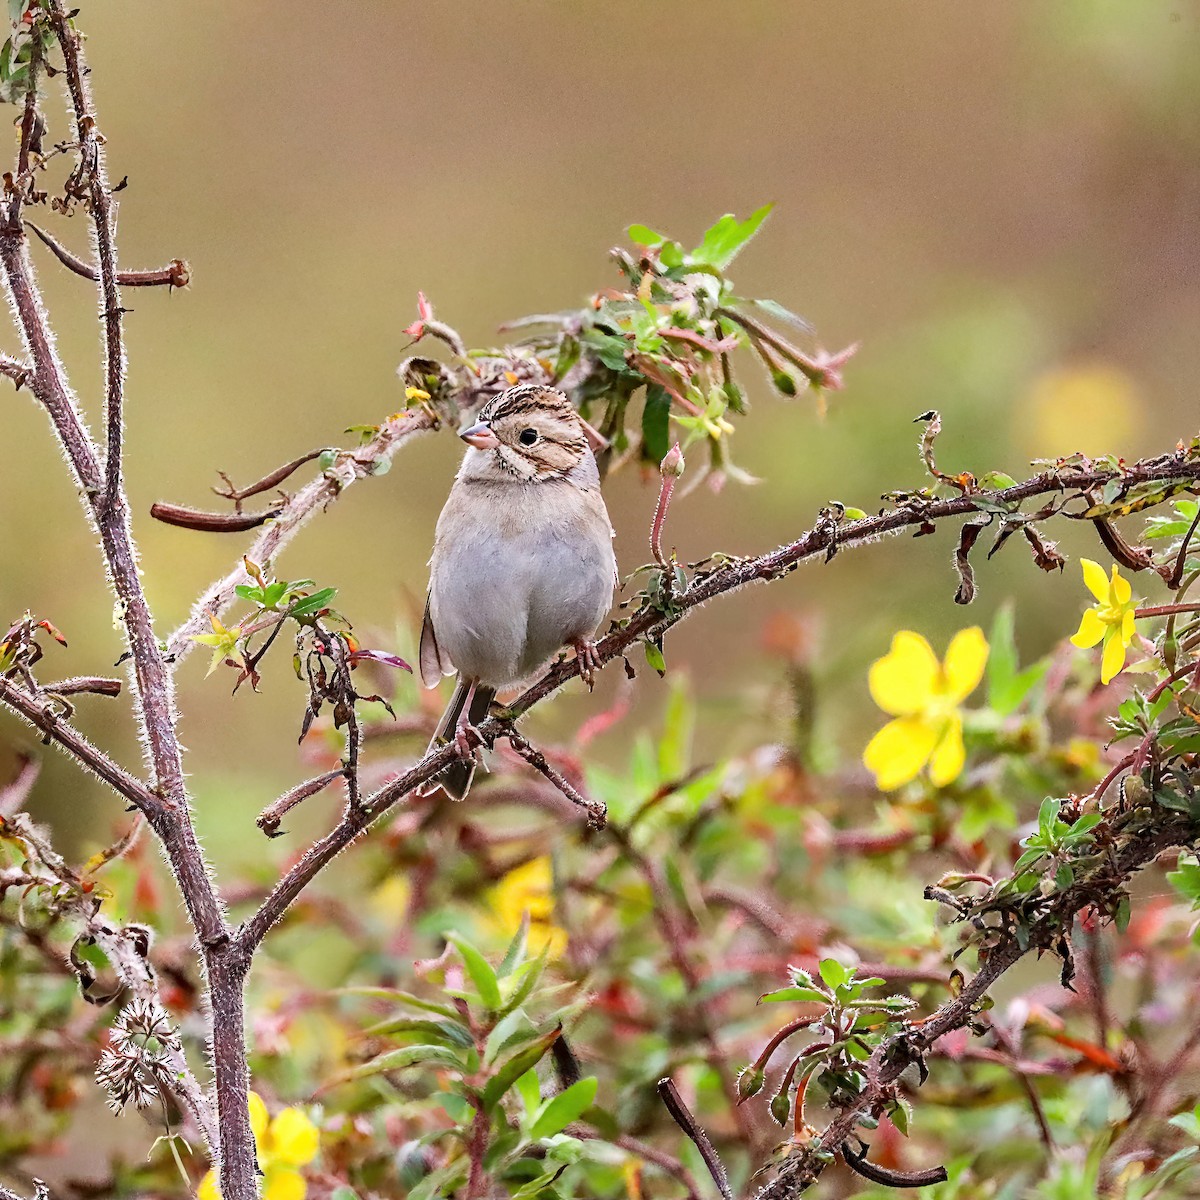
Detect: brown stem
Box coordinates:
(0, 352, 32, 387)
(753, 820, 1195, 1198)
(27, 222, 189, 288)
(212, 448, 329, 508)
(504, 729, 607, 828)
(164, 411, 436, 665)
(1135, 604, 1200, 619)
(39, 675, 122, 697)
(207, 949, 255, 1200)
(150, 501, 283, 533)
(242, 452, 1200, 951)
(46, 1, 125, 520)
(0, 675, 160, 814)
(257, 769, 346, 838)
(657, 1078, 735, 1200)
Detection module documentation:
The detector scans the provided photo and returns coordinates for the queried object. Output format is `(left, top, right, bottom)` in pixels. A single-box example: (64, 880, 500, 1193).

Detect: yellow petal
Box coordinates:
(863, 717, 940, 791)
(1071, 608, 1106, 649)
(868, 632, 939, 716)
(268, 1108, 320, 1166)
(941, 627, 988, 703)
(527, 920, 568, 959)
(1081, 559, 1110, 603)
(928, 716, 966, 788)
(1122, 608, 1136, 645)
(1101, 631, 1127, 684)
(248, 1092, 270, 1143)
(197, 1169, 221, 1200)
(263, 1167, 306, 1200)
(1109, 566, 1131, 605)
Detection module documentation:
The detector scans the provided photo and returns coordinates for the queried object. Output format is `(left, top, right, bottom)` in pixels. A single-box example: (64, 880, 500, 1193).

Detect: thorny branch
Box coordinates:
(752, 817, 1200, 1199)
(239, 450, 1200, 948)
(1, 8, 1199, 1196)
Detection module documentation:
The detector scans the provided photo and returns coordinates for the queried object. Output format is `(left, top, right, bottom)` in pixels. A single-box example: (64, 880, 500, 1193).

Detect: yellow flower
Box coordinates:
(197, 1093, 319, 1200)
(489, 857, 567, 959)
(1070, 559, 1138, 684)
(863, 628, 988, 791)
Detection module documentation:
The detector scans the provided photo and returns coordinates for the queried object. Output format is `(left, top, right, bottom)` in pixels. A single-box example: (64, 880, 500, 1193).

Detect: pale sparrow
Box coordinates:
(420, 384, 617, 799)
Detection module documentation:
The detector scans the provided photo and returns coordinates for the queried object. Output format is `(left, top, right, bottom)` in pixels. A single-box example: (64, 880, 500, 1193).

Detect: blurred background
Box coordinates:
(2, 0, 1199, 859)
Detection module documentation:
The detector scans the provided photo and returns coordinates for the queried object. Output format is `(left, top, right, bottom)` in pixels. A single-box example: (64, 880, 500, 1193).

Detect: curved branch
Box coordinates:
(241, 450, 1200, 951)
(753, 817, 1197, 1199)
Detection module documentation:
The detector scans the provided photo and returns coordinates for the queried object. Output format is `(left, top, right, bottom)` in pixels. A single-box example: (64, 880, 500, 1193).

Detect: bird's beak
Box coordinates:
(459, 420, 500, 450)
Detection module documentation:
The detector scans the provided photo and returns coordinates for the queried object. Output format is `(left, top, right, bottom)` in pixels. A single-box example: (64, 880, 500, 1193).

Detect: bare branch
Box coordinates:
(0, 351, 32, 387)
(150, 501, 282, 533)
(257, 769, 346, 838)
(503, 728, 607, 828)
(164, 410, 437, 665)
(0, 675, 160, 815)
(241, 450, 1200, 952)
(753, 818, 1196, 1199)
(27, 222, 189, 288)
(39, 675, 122, 698)
(45, 0, 126, 519)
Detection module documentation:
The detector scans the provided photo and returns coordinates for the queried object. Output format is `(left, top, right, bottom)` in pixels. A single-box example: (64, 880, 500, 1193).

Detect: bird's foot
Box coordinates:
(573, 639, 602, 690)
(453, 714, 483, 760)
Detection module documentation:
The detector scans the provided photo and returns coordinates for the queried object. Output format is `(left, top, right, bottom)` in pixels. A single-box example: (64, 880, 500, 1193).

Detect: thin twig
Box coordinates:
(164, 411, 437, 665)
(150, 501, 282, 533)
(656, 1078, 735, 1200)
(211, 448, 330, 509)
(39, 675, 122, 698)
(46, 1, 126, 519)
(504, 729, 606, 828)
(0, 352, 32, 387)
(27, 222, 189, 288)
(0, 675, 160, 815)
(256, 769, 347, 838)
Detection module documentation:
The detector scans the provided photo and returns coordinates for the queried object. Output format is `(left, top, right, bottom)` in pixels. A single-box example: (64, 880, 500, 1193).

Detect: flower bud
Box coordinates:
(770, 1091, 792, 1125)
(737, 1066, 765, 1103)
(660, 442, 685, 478)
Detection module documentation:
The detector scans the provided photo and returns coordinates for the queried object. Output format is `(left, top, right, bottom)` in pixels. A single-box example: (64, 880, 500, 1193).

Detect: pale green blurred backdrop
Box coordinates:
(2, 0, 1198, 859)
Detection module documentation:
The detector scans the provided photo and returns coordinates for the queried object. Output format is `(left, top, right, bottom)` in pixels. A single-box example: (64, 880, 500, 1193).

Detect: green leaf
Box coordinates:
(691, 204, 772, 270)
(818, 958, 850, 990)
(1168, 855, 1200, 908)
(485, 1008, 537, 1066)
(644, 642, 666, 674)
(498, 912, 529, 979)
(347, 1043, 464, 1080)
(289, 587, 337, 617)
(339, 987, 460, 1019)
(363, 1017, 473, 1047)
(641, 384, 671, 463)
(500, 943, 550, 1014)
(627, 223, 665, 248)
(530, 1077, 598, 1139)
(757, 984, 829, 1004)
(433, 1091, 474, 1125)
(448, 934, 502, 1010)
(481, 1025, 561, 1111)
(515, 1068, 542, 1116)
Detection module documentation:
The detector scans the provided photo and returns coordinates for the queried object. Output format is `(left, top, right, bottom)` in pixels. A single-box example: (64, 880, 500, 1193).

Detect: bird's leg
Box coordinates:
(454, 678, 481, 759)
(572, 640, 602, 690)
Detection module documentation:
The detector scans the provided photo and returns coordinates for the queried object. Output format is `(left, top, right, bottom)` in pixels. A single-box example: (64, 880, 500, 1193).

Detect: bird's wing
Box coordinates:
(419, 594, 455, 688)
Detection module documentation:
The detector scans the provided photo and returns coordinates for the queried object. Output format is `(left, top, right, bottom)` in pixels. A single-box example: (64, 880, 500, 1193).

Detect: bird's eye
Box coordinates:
(518, 428, 538, 446)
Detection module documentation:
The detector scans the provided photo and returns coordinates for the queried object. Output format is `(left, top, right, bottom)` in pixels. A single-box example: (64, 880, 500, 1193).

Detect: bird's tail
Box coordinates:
(422, 676, 496, 801)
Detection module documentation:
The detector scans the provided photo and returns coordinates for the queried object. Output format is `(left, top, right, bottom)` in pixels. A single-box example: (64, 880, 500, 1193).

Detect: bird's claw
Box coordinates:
(573, 639, 602, 690)
(454, 719, 482, 760)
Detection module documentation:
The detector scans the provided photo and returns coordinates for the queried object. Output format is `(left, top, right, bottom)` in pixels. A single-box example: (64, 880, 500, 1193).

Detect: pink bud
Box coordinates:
(660, 442, 685, 478)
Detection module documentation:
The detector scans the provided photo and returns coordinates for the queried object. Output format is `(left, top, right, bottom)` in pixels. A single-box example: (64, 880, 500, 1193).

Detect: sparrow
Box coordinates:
(419, 384, 617, 799)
